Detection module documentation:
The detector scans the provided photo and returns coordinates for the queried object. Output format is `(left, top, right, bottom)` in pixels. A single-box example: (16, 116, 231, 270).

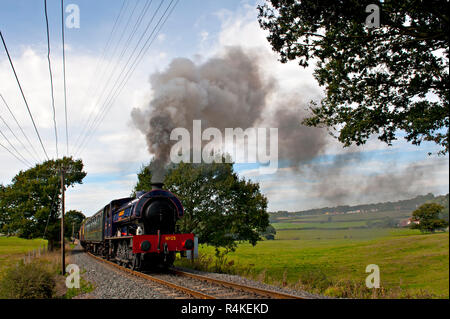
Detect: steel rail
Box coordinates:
(170, 269, 307, 299)
(86, 252, 215, 299)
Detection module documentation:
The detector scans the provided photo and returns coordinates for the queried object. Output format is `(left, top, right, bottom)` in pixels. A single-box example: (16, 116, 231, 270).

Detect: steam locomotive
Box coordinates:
(79, 183, 195, 269)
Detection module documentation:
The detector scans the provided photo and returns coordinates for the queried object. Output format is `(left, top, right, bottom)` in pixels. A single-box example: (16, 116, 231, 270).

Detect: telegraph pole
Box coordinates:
(60, 165, 65, 275)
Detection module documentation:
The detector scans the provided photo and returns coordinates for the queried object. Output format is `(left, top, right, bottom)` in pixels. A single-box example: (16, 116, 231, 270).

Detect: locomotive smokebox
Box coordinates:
(151, 182, 164, 190)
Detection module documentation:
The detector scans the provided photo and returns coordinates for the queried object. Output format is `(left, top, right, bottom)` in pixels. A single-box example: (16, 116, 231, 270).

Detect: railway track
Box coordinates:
(85, 252, 307, 299)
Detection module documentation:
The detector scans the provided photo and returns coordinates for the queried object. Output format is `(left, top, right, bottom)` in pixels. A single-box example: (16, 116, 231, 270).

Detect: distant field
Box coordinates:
(272, 210, 412, 224)
(0, 237, 47, 274)
(273, 221, 369, 230)
(275, 227, 395, 241)
(194, 228, 448, 298)
(188, 208, 449, 298)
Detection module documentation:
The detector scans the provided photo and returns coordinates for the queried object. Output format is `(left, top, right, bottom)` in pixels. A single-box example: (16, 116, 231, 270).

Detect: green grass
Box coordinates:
(0, 237, 94, 299)
(273, 221, 370, 230)
(181, 228, 449, 298)
(275, 227, 416, 241)
(64, 275, 94, 299)
(0, 237, 47, 274)
(273, 210, 412, 224)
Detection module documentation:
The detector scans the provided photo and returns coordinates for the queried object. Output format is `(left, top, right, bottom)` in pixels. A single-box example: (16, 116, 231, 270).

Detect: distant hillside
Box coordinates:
(270, 193, 449, 220)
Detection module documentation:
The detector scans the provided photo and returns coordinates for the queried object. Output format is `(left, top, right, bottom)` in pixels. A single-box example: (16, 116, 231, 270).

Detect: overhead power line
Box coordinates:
(45, 0, 59, 159)
(72, 0, 128, 150)
(75, 0, 179, 157)
(0, 110, 38, 163)
(0, 31, 50, 161)
(0, 93, 41, 162)
(0, 141, 30, 168)
(61, 0, 69, 156)
(88, 0, 136, 96)
(80, 0, 157, 134)
(72, 0, 130, 152)
(0, 129, 32, 167)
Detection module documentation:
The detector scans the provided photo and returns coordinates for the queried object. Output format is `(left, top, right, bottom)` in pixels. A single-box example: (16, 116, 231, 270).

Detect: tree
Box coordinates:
(64, 210, 85, 240)
(133, 164, 154, 197)
(411, 203, 448, 232)
(0, 157, 86, 249)
(258, 0, 449, 154)
(134, 160, 269, 254)
(0, 184, 6, 234)
(260, 224, 277, 240)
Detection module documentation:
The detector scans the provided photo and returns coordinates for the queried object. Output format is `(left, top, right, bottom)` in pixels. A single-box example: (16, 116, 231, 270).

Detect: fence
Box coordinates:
(21, 243, 49, 264)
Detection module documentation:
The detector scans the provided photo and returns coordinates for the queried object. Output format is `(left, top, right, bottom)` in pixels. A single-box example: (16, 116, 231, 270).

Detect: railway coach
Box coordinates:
(79, 183, 195, 269)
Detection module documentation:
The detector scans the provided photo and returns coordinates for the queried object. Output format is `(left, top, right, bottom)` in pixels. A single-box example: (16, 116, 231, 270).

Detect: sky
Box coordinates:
(0, 0, 448, 217)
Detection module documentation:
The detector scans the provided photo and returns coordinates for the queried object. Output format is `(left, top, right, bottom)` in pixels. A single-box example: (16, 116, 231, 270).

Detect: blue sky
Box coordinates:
(1, 0, 448, 216)
(0, 0, 246, 54)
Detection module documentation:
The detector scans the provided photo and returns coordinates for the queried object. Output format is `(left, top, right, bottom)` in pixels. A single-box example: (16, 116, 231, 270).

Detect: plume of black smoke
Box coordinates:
(131, 45, 445, 205)
(132, 47, 279, 182)
(309, 159, 446, 206)
(269, 99, 328, 167)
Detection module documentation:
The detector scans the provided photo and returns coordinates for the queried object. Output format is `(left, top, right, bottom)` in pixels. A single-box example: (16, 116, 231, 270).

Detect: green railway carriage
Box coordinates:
(83, 209, 104, 242)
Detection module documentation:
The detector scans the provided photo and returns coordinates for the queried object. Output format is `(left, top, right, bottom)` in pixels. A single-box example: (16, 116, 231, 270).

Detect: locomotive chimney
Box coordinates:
(151, 182, 164, 190)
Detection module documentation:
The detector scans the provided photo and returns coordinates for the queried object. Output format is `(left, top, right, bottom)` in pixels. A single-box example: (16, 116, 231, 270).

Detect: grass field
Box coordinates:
(179, 210, 449, 298)
(0, 237, 47, 274)
(0, 237, 93, 299)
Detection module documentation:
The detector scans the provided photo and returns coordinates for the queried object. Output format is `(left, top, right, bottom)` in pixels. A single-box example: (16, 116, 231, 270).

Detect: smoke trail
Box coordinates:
(268, 98, 329, 167)
(131, 45, 444, 205)
(132, 46, 279, 182)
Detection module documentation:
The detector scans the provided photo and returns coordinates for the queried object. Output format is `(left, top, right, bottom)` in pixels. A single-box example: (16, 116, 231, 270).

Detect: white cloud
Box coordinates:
(0, 40, 163, 212)
(205, 5, 449, 211)
(1, 2, 448, 215)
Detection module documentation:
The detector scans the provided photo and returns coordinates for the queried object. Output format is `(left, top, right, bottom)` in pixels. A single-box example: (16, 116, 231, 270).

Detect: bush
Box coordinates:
(175, 252, 251, 276)
(296, 269, 332, 291)
(0, 260, 56, 299)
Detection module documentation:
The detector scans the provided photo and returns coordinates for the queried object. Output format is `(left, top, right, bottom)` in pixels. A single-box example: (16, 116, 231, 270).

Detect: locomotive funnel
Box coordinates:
(151, 182, 164, 190)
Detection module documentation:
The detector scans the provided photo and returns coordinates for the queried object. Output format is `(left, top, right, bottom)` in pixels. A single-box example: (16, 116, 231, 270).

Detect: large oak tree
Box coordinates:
(134, 161, 269, 254)
(258, 0, 449, 154)
(0, 157, 86, 249)
(411, 202, 448, 232)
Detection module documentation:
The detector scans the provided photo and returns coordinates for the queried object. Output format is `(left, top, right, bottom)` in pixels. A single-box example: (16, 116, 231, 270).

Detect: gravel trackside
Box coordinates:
(70, 247, 189, 299)
(71, 246, 325, 299)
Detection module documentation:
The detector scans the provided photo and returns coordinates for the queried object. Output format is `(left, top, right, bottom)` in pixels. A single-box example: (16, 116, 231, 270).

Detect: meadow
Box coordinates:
(1, 209, 447, 298)
(0, 237, 47, 275)
(178, 210, 449, 298)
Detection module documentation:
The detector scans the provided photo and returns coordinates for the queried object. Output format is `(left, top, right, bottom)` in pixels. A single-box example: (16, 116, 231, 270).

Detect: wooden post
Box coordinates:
(60, 166, 65, 275)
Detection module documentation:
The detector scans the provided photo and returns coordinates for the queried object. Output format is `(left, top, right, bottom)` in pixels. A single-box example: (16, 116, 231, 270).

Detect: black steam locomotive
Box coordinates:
(79, 183, 194, 269)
